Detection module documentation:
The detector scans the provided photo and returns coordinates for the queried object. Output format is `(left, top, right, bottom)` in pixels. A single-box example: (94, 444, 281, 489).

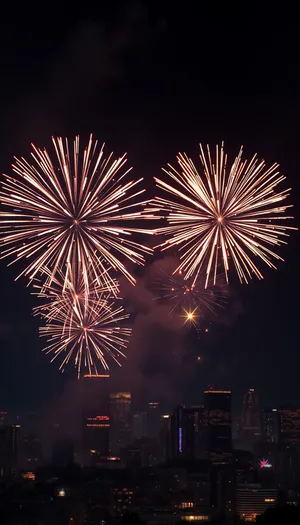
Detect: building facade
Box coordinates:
(261, 408, 279, 444)
(110, 392, 131, 455)
(236, 484, 277, 522)
(204, 390, 232, 464)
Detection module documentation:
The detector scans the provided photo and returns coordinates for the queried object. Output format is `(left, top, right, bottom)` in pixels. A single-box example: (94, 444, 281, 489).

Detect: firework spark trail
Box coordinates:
(154, 269, 226, 319)
(32, 262, 119, 323)
(34, 274, 131, 377)
(0, 135, 155, 293)
(151, 143, 296, 286)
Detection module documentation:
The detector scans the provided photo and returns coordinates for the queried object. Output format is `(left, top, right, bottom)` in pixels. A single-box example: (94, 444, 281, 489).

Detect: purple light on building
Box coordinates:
(179, 427, 183, 453)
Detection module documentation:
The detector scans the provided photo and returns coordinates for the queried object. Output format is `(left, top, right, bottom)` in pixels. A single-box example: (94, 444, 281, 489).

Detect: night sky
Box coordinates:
(0, 3, 299, 417)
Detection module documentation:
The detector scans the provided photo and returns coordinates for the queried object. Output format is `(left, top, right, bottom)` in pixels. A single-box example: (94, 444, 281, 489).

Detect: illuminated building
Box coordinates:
(133, 411, 148, 440)
(236, 484, 277, 522)
(110, 393, 131, 455)
(204, 390, 232, 464)
(240, 389, 261, 451)
(0, 424, 20, 478)
(82, 414, 110, 465)
(170, 406, 204, 460)
(261, 408, 279, 444)
(279, 407, 300, 446)
(180, 514, 209, 522)
(111, 486, 134, 516)
(81, 374, 111, 463)
(171, 406, 185, 459)
(148, 401, 161, 438)
(185, 407, 204, 460)
(22, 471, 35, 480)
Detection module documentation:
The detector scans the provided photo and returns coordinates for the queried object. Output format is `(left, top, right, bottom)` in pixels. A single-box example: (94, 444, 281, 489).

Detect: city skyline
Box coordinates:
(2, 385, 300, 521)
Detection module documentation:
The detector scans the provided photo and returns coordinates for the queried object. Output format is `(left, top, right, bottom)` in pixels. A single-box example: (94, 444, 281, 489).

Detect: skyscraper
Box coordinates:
(133, 412, 148, 440)
(170, 405, 204, 460)
(170, 405, 185, 459)
(204, 390, 232, 464)
(261, 408, 279, 445)
(240, 389, 261, 451)
(21, 434, 42, 469)
(0, 424, 20, 478)
(147, 402, 161, 438)
(110, 392, 131, 455)
(160, 414, 171, 463)
(82, 413, 110, 465)
(81, 374, 111, 462)
(82, 374, 110, 414)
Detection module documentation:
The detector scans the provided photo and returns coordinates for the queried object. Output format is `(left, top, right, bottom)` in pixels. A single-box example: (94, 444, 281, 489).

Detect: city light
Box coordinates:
(259, 458, 272, 469)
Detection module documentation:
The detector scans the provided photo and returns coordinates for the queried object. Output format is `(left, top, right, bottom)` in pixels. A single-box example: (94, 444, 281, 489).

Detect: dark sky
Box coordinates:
(0, 2, 299, 417)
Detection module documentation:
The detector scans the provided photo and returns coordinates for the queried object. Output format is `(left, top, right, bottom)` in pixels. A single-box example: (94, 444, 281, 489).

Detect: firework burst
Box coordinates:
(0, 135, 154, 293)
(34, 274, 131, 377)
(152, 143, 296, 286)
(32, 262, 119, 322)
(155, 268, 226, 320)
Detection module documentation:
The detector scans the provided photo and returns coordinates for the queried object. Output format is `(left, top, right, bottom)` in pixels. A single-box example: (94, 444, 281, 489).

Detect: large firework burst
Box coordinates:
(152, 143, 295, 286)
(0, 135, 154, 293)
(34, 274, 131, 377)
(155, 268, 226, 320)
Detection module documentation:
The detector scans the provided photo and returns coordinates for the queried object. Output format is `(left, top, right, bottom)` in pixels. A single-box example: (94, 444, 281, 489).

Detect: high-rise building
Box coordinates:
(261, 408, 279, 444)
(110, 392, 131, 455)
(0, 424, 20, 478)
(171, 406, 185, 459)
(170, 405, 204, 460)
(279, 407, 300, 446)
(160, 414, 171, 463)
(21, 434, 42, 469)
(240, 389, 261, 451)
(147, 402, 161, 438)
(82, 413, 110, 465)
(236, 484, 277, 522)
(133, 412, 147, 440)
(241, 389, 260, 430)
(80, 374, 110, 462)
(204, 390, 232, 464)
(82, 374, 110, 413)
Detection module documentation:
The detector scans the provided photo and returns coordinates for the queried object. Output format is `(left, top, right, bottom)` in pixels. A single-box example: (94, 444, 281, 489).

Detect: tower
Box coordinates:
(170, 405, 204, 460)
(261, 408, 279, 445)
(240, 388, 261, 451)
(204, 390, 232, 464)
(110, 393, 131, 455)
(147, 402, 161, 438)
(0, 424, 20, 478)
